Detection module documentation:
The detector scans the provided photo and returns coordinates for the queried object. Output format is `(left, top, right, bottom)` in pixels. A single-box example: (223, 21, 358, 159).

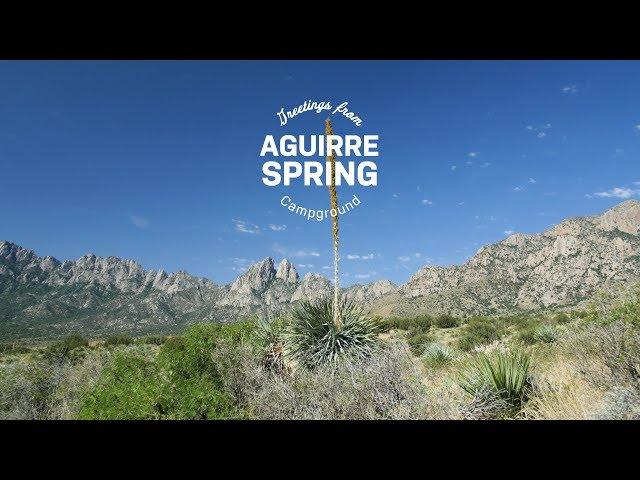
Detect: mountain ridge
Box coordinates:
(1, 200, 638, 340)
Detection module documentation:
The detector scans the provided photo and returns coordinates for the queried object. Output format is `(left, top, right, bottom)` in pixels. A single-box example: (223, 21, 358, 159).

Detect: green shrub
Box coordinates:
(79, 322, 254, 419)
(516, 322, 541, 345)
(78, 351, 161, 420)
(433, 314, 460, 329)
(407, 331, 434, 356)
(0, 342, 29, 355)
(553, 312, 571, 324)
(286, 298, 379, 368)
(136, 335, 167, 345)
(104, 335, 134, 346)
(458, 348, 532, 418)
(254, 317, 288, 373)
(44, 335, 89, 360)
(457, 317, 503, 351)
(421, 342, 454, 368)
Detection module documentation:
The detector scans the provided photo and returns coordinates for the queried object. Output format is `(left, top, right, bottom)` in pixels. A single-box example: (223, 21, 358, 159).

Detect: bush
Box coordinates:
(458, 348, 532, 418)
(422, 342, 454, 368)
(406, 331, 434, 356)
(286, 298, 379, 368)
(137, 335, 167, 345)
(79, 322, 254, 419)
(43, 335, 89, 360)
(104, 335, 134, 346)
(433, 314, 460, 329)
(379, 315, 432, 333)
(457, 317, 503, 351)
(0, 342, 29, 355)
(239, 341, 448, 419)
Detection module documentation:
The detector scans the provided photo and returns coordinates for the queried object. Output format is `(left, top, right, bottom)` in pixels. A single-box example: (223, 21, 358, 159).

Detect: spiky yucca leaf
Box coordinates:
(255, 316, 289, 374)
(458, 348, 532, 416)
(285, 297, 379, 368)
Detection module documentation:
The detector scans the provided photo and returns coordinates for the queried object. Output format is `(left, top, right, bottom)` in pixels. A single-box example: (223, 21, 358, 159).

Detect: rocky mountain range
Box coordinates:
(1, 200, 638, 340)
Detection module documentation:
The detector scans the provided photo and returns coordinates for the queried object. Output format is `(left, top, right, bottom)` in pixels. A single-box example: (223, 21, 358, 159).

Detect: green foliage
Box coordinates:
(533, 325, 558, 344)
(378, 315, 432, 333)
(286, 298, 379, 368)
(43, 334, 89, 360)
(457, 317, 504, 351)
(104, 335, 134, 346)
(407, 331, 435, 356)
(458, 348, 532, 418)
(79, 322, 254, 419)
(78, 351, 161, 420)
(254, 316, 288, 373)
(136, 335, 167, 345)
(0, 342, 29, 355)
(421, 342, 454, 368)
(433, 314, 460, 329)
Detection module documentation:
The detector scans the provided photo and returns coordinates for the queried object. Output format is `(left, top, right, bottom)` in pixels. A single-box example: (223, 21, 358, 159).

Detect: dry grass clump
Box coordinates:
(231, 340, 450, 419)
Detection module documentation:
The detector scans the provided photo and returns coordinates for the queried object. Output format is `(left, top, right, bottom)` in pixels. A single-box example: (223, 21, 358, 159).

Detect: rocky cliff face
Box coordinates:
(2, 200, 638, 340)
(381, 200, 640, 316)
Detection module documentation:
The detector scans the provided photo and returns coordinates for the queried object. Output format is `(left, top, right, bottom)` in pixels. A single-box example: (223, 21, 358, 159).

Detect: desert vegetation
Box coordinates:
(1, 284, 639, 420)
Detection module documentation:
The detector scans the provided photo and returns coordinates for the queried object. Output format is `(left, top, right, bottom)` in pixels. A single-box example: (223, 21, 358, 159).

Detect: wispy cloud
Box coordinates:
(634, 124, 640, 132)
(528, 178, 537, 184)
(513, 186, 523, 192)
(504, 230, 515, 235)
(354, 271, 377, 280)
(346, 253, 375, 260)
(421, 199, 434, 205)
(273, 243, 320, 258)
(467, 152, 478, 158)
(593, 187, 639, 199)
(268, 224, 287, 231)
(451, 165, 457, 171)
(525, 123, 552, 138)
(129, 214, 149, 229)
(298, 264, 314, 268)
(232, 219, 260, 234)
(397, 256, 411, 262)
(392, 193, 400, 198)
(562, 84, 579, 95)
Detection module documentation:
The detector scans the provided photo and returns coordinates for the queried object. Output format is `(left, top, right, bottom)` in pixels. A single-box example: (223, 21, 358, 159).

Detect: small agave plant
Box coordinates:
(255, 316, 290, 374)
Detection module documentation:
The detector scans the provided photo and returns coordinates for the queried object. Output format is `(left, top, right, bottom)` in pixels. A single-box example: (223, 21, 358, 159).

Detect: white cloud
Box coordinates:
(268, 224, 287, 231)
(634, 181, 640, 186)
(593, 187, 638, 199)
(397, 256, 411, 262)
(298, 264, 314, 268)
(392, 193, 400, 198)
(354, 272, 376, 280)
(273, 243, 320, 258)
(634, 124, 640, 131)
(468, 152, 478, 158)
(130, 214, 149, 229)
(421, 199, 434, 205)
(480, 162, 492, 168)
(528, 178, 537, 184)
(346, 253, 375, 260)
(504, 230, 515, 235)
(526, 123, 552, 138)
(458, 201, 465, 206)
(562, 84, 579, 95)
(232, 219, 260, 234)
(513, 186, 523, 192)
(451, 165, 457, 171)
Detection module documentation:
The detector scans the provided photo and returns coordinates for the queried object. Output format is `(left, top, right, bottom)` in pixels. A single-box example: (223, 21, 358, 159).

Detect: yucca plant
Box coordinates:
(285, 297, 380, 368)
(255, 316, 289, 374)
(422, 342, 455, 368)
(458, 348, 532, 417)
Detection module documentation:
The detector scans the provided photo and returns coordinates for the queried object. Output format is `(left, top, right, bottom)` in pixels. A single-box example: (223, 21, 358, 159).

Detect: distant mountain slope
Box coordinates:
(373, 200, 640, 317)
(0, 243, 396, 340)
(1, 200, 638, 340)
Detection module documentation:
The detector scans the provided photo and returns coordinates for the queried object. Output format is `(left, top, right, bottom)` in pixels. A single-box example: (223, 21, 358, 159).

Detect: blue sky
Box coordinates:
(1, 61, 639, 286)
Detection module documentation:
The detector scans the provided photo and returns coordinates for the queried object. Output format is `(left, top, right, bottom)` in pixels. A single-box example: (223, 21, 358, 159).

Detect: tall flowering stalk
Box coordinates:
(325, 118, 342, 329)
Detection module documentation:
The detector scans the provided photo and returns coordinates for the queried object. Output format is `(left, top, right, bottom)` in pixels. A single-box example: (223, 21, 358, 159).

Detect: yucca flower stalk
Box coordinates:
(325, 118, 342, 330)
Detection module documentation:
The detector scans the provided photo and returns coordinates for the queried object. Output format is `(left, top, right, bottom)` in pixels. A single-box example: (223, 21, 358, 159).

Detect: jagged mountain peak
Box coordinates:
(276, 258, 299, 284)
